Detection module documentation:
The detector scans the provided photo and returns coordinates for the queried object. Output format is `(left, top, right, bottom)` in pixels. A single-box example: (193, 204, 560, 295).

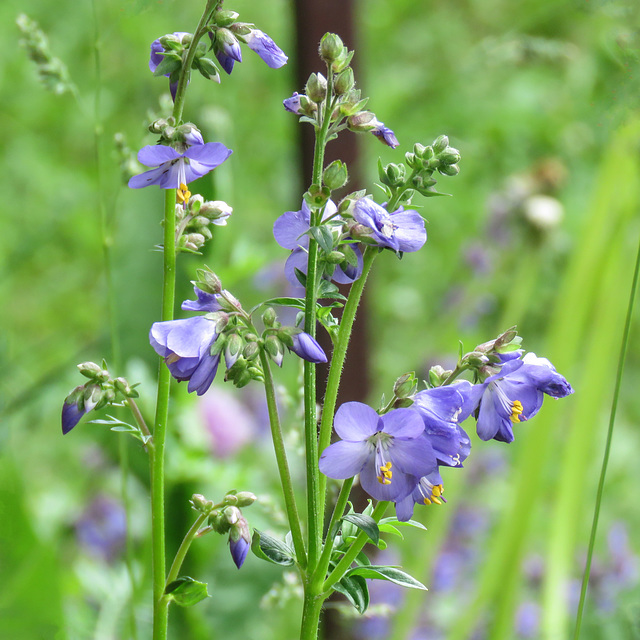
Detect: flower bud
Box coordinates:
(439, 147, 461, 164)
(428, 365, 451, 387)
(213, 10, 239, 28)
(224, 493, 239, 505)
(385, 163, 405, 186)
(224, 506, 241, 525)
(264, 335, 284, 367)
(432, 135, 449, 154)
(113, 377, 138, 398)
(334, 68, 354, 95)
(177, 123, 204, 147)
(235, 491, 257, 507)
(77, 361, 104, 380)
(319, 33, 344, 64)
(243, 341, 260, 361)
(199, 200, 233, 225)
(306, 72, 327, 103)
(323, 160, 349, 190)
(438, 163, 460, 176)
(191, 494, 214, 513)
(326, 250, 345, 264)
(224, 333, 244, 367)
(347, 111, 377, 131)
(262, 307, 277, 327)
(393, 372, 417, 398)
(195, 268, 222, 294)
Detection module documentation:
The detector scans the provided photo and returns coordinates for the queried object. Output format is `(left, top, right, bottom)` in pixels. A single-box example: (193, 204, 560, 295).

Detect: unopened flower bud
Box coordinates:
(149, 118, 168, 134)
(199, 200, 233, 224)
(213, 10, 239, 27)
(323, 160, 349, 190)
(334, 67, 354, 95)
(185, 232, 205, 248)
(465, 351, 490, 366)
(394, 372, 417, 399)
(439, 147, 461, 164)
(306, 72, 327, 103)
(347, 111, 377, 131)
(432, 135, 449, 154)
(235, 492, 257, 507)
(264, 335, 284, 367)
(196, 268, 222, 294)
(224, 506, 241, 525)
(77, 361, 104, 380)
(262, 307, 277, 327)
(224, 493, 239, 505)
(191, 494, 214, 513)
(225, 333, 244, 367)
(113, 377, 137, 398)
(177, 123, 204, 147)
(428, 365, 451, 387)
(243, 341, 260, 361)
(438, 163, 460, 176)
(319, 33, 344, 63)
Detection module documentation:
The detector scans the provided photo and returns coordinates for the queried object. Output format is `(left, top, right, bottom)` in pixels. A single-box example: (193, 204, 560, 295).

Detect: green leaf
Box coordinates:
(333, 573, 369, 614)
(346, 565, 427, 590)
(153, 54, 181, 76)
(379, 517, 428, 532)
(251, 529, 295, 566)
(342, 514, 379, 545)
(309, 225, 334, 255)
(165, 576, 209, 607)
(378, 523, 403, 539)
(263, 297, 306, 310)
(88, 415, 151, 444)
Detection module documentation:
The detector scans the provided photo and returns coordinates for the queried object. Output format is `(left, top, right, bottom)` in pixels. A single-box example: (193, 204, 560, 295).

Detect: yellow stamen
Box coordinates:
(423, 497, 432, 505)
(432, 485, 443, 498)
(510, 400, 524, 423)
(377, 461, 393, 484)
(177, 183, 191, 205)
(431, 496, 442, 505)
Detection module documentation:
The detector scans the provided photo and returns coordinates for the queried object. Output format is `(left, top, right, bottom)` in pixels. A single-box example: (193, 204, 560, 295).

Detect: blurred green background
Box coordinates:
(2, 0, 640, 638)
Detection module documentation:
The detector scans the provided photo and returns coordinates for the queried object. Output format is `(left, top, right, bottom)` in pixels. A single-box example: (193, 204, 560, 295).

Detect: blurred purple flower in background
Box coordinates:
(76, 495, 126, 562)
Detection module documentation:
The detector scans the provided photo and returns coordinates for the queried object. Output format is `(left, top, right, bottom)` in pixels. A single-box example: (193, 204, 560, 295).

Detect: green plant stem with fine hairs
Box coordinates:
(572, 231, 640, 639)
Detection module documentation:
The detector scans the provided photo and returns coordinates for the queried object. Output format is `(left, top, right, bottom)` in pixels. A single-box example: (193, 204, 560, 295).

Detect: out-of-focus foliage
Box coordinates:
(1, 0, 639, 638)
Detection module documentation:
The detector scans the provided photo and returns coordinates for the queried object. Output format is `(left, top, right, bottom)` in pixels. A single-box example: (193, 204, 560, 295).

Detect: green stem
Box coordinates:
(150, 188, 177, 640)
(164, 513, 209, 591)
(299, 586, 325, 640)
(259, 350, 307, 567)
(125, 398, 153, 446)
(317, 247, 377, 506)
(322, 501, 388, 593)
(304, 67, 336, 571)
(172, 0, 222, 123)
(572, 232, 640, 639)
(312, 477, 354, 591)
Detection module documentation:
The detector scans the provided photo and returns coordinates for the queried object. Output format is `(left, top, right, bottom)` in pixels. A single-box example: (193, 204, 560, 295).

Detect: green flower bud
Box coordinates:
(438, 163, 460, 176)
(432, 135, 449, 154)
(298, 94, 317, 116)
(243, 341, 260, 361)
(213, 10, 240, 28)
(326, 250, 345, 264)
(319, 33, 344, 63)
(264, 335, 284, 366)
(205, 311, 229, 334)
(393, 372, 417, 399)
(77, 361, 104, 380)
(199, 200, 233, 222)
(334, 67, 354, 95)
(439, 147, 461, 164)
(195, 268, 222, 294)
(235, 491, 257, 507)
(428, 365, 451, 387)
(347, 111, 376, 132)
(191, 494, 214, 513)
(225, 333, 244, 362)
(465, 351, 490, 366)
(210, 333, 227, 357)
(262, 307, 277, 327)
(323, 160, 349, 190)
(224, 493, 239, 505)
(306, 73, 327, 103)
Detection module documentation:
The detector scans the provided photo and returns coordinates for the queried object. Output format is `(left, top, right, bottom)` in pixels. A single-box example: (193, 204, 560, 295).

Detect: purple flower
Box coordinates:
(288, 332, 327, 363)
(243, 29, 288, 69)
(283, 92, 302, 114)
(62, 385, 100, 435)
(353, 199, 426, 253)
(149, 32, 191, 100)
(459, 353, 574, 443)
(371, 121, 399, 148)
(229, 535, 250, 569)
(395, 469, 446, 521)
(128, 142, 232, 190)
(211, 29, 242, 75)
(76, 495, 127, 562)
(319, 402, 437, 502)
(413, 385, 472, 468)
(149, 287, 224, 396)
(273, 200, 363, 286)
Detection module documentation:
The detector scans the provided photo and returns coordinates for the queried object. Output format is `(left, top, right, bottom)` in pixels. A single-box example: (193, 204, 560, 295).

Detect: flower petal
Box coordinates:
(183, 142, 233, 167)
(319, 440, 371, 479)
(389, 436, 438, 478)
(389, 210, 427, 252)
(273, 209, 311, 250)
(360, 458, 416, 502)
(380, 408, 425, 439)
(181, 286, 223, 312)
(137, 145, 181, 166)
(187, 352, 220, 395)
(333, 402, 381, 440)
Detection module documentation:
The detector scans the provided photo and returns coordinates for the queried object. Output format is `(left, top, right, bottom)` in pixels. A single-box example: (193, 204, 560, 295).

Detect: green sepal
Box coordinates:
(345, 565, 427, 590)
(164, 576, 210, 606)
(195, 57, 220, 81)
(88, 415, 152, 445)
(309, 225, 335, 255)
(333, 573, 369, 614)
(251, 529, 295, 566)
(153, 54, 182, 77)
(341, 513, 380, 545)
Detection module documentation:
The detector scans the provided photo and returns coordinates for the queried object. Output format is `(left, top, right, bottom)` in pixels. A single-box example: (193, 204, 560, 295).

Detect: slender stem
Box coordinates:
(312, 477, 354, 591)
(164, 513, 209, 590)
(572, 232, 640, 639)
(125, 398, 153, 445)
(172, 0, 222, 123)
(322, 501, 388, 593)
(150, 188, 177, 640)
(317, 247, 377, 506)
(304, 67, 336, 572)
(258, 350, 307, 567)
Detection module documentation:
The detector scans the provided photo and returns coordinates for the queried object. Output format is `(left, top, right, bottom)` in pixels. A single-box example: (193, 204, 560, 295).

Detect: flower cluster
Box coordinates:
(320, 348, 572, 520)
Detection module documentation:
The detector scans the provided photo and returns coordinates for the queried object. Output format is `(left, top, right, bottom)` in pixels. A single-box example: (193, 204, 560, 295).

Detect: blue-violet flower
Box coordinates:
(371, 120, 399, 149)
(288, 332, 327, 363)
(149, 32, 191, 99)
(243, 29, 288, 69)
(319, 402, 437, 502)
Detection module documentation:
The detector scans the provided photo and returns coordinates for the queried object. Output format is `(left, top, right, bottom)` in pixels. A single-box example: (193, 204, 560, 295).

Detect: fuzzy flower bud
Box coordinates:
(323, 160, 349, 190)
(306, 73, 327, 103)
(319, 33, 344, 64)
(347, 111, 377, 132)
(199, 200, 233, 225)
(334, 68, 355, 95)
(195, 268, 222, 294)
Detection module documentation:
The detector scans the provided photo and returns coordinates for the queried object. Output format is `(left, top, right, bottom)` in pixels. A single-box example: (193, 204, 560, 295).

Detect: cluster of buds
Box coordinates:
(428, 327, 523, 387)
(152, 32, 220, 86)
(17, 14, 74, 95)
(175, 195, 233, 252)
(191, 491, 257, 569)
(378, 134, 462, 205)
(283, 32, 398, 154)
(62, 362, 138, 435)
(148, 118, 204, 151)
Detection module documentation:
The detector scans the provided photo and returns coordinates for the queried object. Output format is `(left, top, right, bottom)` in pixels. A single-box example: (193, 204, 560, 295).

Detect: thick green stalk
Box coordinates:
(317, 247, 377, 505)
(259, 350, 307, 567)
(150, 188, 177, 640)
(299, 587, 325, 640)
(312, 477, 354, 591)
(572, 232, 640, 639)
(322, 501, 388, 593)
(304, 68, 336, 571)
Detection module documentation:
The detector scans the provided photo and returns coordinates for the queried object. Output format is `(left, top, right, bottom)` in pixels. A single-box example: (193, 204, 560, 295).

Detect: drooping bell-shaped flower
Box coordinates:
(243, 29, 288, 69)
(288, 332, 327, 363)
(319, 402, 437, 502)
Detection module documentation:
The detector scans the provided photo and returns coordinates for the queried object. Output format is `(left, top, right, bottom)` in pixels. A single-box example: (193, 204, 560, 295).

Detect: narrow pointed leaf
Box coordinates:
(342, 514, 380, 545)
(251, 529, 295, 566)
(346, 565, 427, 590)
(333, 573, 369, 614)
